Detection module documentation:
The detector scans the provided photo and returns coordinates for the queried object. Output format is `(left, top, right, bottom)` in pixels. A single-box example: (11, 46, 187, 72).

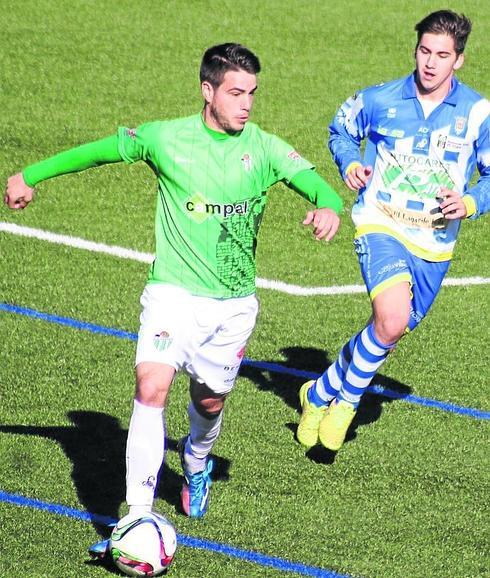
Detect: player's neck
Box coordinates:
(415, 77, 453, 103)
(201, 110, 241, 138)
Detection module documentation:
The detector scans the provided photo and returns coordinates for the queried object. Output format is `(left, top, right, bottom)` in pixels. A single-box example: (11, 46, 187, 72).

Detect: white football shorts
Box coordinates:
(135, 284, 259, 394)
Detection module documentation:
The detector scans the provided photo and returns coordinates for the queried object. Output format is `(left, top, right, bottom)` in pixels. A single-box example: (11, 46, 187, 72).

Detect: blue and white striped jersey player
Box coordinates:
(297, 10, 490, 452)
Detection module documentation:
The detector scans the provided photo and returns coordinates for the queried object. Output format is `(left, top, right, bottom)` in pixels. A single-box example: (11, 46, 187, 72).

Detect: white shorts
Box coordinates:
(135, 284, 259, 394)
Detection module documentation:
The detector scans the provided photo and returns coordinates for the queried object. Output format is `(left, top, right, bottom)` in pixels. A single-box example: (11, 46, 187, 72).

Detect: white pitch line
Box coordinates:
(1, 221, 489, 297)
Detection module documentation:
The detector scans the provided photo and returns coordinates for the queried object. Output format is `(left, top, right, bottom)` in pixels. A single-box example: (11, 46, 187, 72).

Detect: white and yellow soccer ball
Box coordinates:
(110, 512, 177, 576)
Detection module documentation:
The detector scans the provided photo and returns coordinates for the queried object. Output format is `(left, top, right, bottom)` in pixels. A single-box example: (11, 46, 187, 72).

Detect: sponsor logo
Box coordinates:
(223, 364, 240, 372)
(381, 152, 454, 199)
(377, 201, 447, 229)
(236, 346, 246, 359)
(378, 259, 407, 276)
(200, 486, 210, 509)
(389, 152, 449, 170)
(454, 116, 466, 135)
(154, 330, 172, 352)
(186, 192, 249, 223)
(437, 135, 447, 149)
(414, 137, 428, 150)
(410, 309, 423, 324)
(438, 136, 465, 153)
(377, 127, 405, 138)
(142, 476, 156, 488)
(418, 126, 430, 134)
(241, 153, 252, 171)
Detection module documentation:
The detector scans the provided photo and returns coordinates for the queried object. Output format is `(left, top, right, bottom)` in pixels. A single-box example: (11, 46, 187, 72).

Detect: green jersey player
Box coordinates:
(5, 43, 342, 556)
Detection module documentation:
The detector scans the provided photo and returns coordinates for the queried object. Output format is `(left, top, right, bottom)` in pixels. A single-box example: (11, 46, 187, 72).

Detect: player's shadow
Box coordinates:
(0, 410, 230, 539)
(240, 345, 412, 464)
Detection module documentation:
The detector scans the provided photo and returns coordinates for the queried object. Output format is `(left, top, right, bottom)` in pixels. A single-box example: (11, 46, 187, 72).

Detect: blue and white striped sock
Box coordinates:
(307, 333, 359, 406)
(338, 323, 392, 408)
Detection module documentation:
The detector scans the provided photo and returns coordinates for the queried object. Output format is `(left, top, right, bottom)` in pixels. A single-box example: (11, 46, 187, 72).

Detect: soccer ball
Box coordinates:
(110, 512, 177, 576)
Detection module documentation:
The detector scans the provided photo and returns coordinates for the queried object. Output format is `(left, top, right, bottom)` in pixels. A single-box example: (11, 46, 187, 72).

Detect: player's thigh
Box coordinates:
(355, 234, 413, 340)
(189, 295, 259, 395)
(135, 361, 176, 406)
(372, 281, 412, 338)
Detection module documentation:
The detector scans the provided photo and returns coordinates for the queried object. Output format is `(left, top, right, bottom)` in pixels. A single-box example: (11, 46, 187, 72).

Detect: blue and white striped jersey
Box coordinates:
(329, 73, 490, 261)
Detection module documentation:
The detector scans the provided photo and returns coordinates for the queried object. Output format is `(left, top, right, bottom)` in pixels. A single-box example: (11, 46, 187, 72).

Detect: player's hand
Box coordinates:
(345, 164, 373, 191)
(303, 208, 340, 241)
(438, 187, 467, 220)
(4, 172, 35, 210)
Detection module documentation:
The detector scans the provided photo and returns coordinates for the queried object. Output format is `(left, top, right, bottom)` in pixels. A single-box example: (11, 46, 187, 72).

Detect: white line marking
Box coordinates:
(0, 222, 154, 263)
(1, 221, 489, 296)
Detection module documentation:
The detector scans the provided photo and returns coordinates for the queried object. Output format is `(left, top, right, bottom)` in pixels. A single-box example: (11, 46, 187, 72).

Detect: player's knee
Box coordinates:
(374, 313, 409, 345)
(190, 379, 227, 418)
(135, 369, 172, 406)
(193, 394, 227, 419)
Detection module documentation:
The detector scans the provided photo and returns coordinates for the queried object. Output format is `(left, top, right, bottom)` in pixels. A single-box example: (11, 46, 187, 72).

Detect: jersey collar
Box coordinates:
(199, 113, 243, 140)
(402, 71, 460, 106)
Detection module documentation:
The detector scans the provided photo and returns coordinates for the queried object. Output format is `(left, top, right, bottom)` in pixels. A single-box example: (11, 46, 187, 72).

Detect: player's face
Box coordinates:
(202, 69, 257, 133)
(415, 33, 463, 100)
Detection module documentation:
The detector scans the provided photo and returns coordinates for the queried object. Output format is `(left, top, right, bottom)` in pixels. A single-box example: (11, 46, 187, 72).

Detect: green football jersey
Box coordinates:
(118, 114, 313, 298)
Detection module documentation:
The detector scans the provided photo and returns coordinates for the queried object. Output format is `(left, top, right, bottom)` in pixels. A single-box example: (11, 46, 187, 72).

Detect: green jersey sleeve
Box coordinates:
(22, 135, 121, 187)
(289, 169, 343, 214)
(117, 122, 162, 164)
(264, 133, 315, 188)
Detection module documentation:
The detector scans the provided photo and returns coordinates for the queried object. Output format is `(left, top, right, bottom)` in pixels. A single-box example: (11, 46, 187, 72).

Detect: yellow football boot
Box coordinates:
(297, 380, 328, 448)
(319, 399, 356, 451)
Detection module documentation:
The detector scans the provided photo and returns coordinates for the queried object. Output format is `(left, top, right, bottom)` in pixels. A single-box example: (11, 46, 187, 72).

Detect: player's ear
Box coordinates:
(453, 53, 464, 71)
(201, 81, 214, 104)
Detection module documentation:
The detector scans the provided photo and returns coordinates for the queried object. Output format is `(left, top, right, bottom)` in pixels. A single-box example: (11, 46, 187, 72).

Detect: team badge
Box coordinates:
(287, 150, 302, 161)
(153, 330, 172, 351)
(241, 153, 252, 171)
(454, 116, 466, 135)
(236, 346, 246, 359)
(387, 107, 397, 118)
(126, 128, 137, 139)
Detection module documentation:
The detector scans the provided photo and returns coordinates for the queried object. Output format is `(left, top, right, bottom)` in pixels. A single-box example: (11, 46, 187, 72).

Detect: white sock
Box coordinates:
(126, 399, 165, 509)
(185, 402, 223, 474)
(128, 504, 152, 517)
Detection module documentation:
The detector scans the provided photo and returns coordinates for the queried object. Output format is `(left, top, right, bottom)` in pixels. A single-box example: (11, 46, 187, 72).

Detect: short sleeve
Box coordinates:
(117, 122, 161, 164)
(265, 133, 314, 188)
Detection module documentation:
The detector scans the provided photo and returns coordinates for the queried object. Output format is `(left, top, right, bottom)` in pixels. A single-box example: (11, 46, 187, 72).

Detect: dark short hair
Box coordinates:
(200, 43, 261, 87)
(415, 10, 472, 54)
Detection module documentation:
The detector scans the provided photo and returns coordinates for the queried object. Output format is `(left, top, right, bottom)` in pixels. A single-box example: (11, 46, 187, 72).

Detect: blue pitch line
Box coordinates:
(0, 303, 136, 341)
(0, 490, 348, 578)
(240, 360, 490, 420)
(2, 302, 489, 421)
